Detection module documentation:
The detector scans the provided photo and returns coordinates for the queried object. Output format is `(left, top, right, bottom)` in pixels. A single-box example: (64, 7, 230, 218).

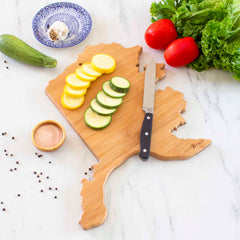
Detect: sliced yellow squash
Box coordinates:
(64, 84, 87, 98)
(61, 93, 85, 110)
(91, 54, 116, 73)
(66, 73, 90, 90)
(76, 68, 97, 82)
(81, 63, 102, 77)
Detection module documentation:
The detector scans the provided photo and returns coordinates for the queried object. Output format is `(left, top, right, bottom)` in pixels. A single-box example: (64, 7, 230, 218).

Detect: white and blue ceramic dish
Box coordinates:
(32, 2, 92, 48)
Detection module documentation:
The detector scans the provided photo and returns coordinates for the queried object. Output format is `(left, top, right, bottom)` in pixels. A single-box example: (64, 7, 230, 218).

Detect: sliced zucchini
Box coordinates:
(91, 54, 116, 73)
(90, 98, 116, 116)
(61, 93, 85, 110)
(81, 63, 102, 77)
(102, 81, 126, 98)
(66, 73, 90, 90)
(64, 84, 87, 98)
(76, 68, 97, 82)
(84, 108, 112, 130)
(96, 91, 123, 109)
(110, 76, 130, 93)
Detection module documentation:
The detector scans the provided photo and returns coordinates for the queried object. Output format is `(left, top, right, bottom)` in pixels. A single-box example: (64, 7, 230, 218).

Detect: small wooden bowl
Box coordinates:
(32, 120, 66, 152)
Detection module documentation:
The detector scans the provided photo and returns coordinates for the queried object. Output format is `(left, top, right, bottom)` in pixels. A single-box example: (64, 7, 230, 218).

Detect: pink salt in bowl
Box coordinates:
(32, 120, 65, 152)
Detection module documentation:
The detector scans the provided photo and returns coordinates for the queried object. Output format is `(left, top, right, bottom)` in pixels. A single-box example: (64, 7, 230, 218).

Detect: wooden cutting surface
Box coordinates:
(45, 43, 211, 230)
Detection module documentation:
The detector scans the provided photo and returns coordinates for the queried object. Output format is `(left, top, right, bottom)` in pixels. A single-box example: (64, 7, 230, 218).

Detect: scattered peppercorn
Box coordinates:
(6, 66, 9, 69)
(49, 161, 52, 164)
(54, 196, 57, 199)
(38, 154, 43, 158)
(12, 137, 15, 140)
(1, 201, 3, 204)
(35, 152, 38, 155)
(38, 180, 41, 183)
(46, 176, 49, 179)
(55, 187, 58, 190)
(89, 168, 92, 171)
(49, 187, 52, 190)
(4, 149, 6, 152)
(34, 171, 37, 174)
(84, 172, 87, 175)
(40, 172, 43, 175)
(4, 60, 7, 63)
(40, 189, 44, 192)
(10, 169, 13, 172)
(47, 24, 50, 29)
(14, 168, 17, 171)
(2, 208, 6, 211)
(17, 194, 20, 197)
(5, 153, 8, 156)
(10, 154, 13, 157)
(16, 161, 19, 164)
(37, 175, 40, 178)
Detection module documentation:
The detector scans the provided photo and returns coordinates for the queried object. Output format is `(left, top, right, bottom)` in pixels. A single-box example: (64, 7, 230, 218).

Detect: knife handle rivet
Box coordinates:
(145, 132, 149, 136)
(147, 116, 151, 120)
(143, 148, 147, 153)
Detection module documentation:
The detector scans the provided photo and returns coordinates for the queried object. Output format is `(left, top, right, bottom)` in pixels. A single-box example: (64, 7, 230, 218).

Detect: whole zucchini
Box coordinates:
(0, 34, 57, 68)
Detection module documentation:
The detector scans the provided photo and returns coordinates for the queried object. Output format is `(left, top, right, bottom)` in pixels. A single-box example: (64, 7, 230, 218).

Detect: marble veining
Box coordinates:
(0, 0, 240, 239)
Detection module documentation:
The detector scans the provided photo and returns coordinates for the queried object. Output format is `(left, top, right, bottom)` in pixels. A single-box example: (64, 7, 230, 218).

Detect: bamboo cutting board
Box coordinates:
(45, 43, 211, 230)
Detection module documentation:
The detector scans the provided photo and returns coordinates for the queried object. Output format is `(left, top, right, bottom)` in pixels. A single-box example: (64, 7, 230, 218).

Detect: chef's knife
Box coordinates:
(139, 58, 156, 160)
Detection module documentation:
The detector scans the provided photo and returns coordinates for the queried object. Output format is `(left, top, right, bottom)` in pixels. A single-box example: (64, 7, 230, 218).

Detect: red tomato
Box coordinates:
(164, 37, 199, 67)
(144, 19, 177, 50)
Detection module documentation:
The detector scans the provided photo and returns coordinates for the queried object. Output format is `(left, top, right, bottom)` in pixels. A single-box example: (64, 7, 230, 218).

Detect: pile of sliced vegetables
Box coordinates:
(85, 77, 130, 130)
(61, 53, 116, 110)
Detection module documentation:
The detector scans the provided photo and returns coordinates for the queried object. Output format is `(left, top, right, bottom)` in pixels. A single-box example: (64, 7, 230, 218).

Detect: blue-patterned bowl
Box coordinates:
(32, 2, 92, 48)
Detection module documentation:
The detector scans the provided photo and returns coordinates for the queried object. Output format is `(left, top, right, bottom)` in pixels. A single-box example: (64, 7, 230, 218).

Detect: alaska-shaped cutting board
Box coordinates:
(45, 43, 211, 230)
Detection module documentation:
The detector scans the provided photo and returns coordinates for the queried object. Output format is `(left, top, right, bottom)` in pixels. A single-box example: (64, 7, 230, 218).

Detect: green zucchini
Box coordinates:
(0, 34, 57, 68)
(102, 81, 126, 98)
(96, 91, 123, 109)
(90, 98, 117, 116)
(110, 76, 130, 93)
(84, 107, 112, 130)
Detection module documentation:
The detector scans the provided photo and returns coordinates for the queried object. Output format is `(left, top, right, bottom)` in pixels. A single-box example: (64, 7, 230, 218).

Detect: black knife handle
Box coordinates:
(139, 112, 153, 160)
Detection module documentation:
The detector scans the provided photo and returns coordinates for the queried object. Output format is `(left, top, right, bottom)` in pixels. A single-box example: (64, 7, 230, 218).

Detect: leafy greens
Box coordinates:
(150, 0, 240, 80)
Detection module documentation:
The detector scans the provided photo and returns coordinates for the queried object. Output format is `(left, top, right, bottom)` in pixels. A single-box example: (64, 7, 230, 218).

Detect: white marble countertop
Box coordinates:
(0, 0, 240, 239)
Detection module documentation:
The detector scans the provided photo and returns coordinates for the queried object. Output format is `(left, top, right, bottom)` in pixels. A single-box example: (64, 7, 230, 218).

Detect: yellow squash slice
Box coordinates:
(66, 73, 90, 90)
(64, 84, 87, 98)
(76, 68, 97, 82)
(61, 93, 85, 110)
(81, 63, 102, 77)
(91, 54, 116, 73)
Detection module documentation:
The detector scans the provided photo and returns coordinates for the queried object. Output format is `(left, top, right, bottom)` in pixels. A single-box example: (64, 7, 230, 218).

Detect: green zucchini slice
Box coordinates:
(96, 91, 123, 109)
(90, 98, 116, 116)
(84, 108, 112, 130)
(102, 81, 126, 98)
(110, 77, 130, 93)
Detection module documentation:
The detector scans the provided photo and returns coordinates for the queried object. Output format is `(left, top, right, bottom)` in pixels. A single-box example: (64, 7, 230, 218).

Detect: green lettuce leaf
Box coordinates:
(150, 0, 240, 80)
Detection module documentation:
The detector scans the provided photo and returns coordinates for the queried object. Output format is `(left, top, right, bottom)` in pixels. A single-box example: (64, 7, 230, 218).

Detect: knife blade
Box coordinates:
(139, 58, 156, 160)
